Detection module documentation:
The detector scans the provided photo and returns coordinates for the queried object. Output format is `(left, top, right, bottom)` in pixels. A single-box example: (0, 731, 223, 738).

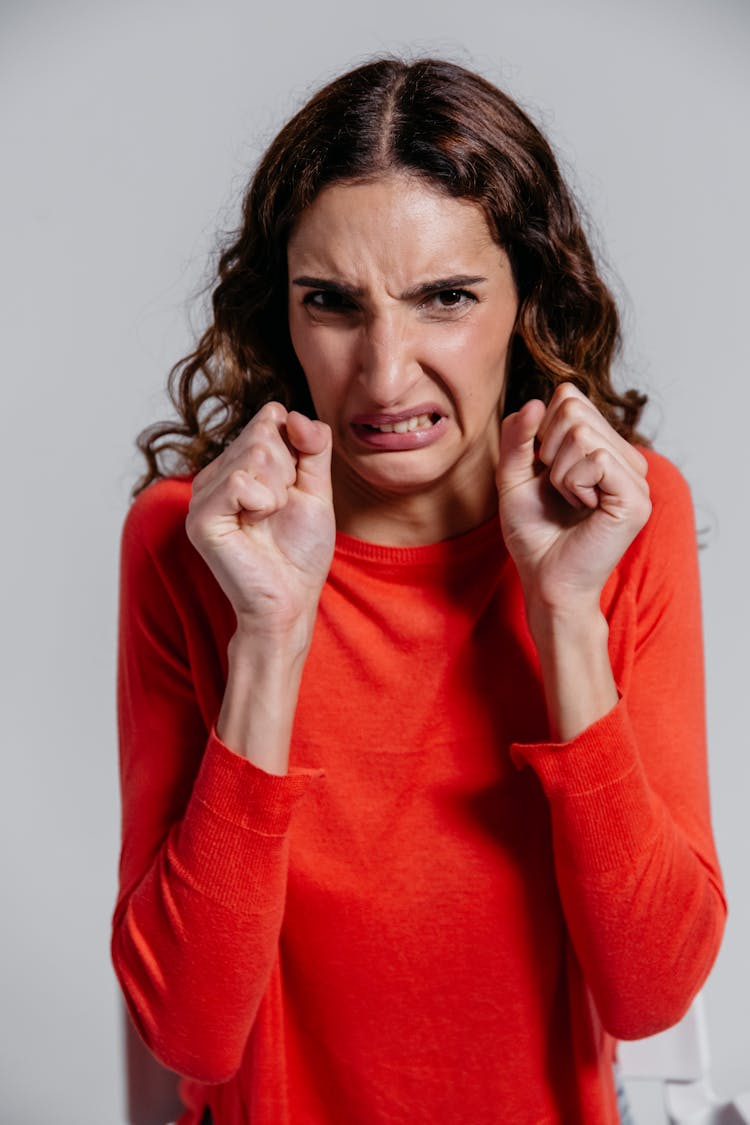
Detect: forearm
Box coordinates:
(527, 599, 618, 742)
(113, 728, 323, 1080)
(115, 476, 328, 1079)
(217, 620, 313, 775)
(508, 450, 726, 1037)
(512, 703, 726, 1039)
(113, 839, 285, 1083)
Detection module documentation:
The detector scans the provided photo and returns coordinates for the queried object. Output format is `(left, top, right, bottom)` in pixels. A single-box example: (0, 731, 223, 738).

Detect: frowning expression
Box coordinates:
(287, 174, 519, 528)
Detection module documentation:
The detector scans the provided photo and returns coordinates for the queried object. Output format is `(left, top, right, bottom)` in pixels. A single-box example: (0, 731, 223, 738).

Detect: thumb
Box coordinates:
(286, 412, 333, 500)
(497, 399, 546, 490)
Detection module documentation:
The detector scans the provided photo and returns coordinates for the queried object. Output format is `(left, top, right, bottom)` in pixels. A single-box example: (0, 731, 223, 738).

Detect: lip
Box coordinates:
(350, 403, 445, 427)
(350, 409, 449, 451)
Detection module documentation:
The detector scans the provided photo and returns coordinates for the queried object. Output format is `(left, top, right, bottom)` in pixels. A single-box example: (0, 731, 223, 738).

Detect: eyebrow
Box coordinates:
(291, 274, 488, 300)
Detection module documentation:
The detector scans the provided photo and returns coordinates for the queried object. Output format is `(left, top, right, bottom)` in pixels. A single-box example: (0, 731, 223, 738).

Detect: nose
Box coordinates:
(356, 314, 422, 407)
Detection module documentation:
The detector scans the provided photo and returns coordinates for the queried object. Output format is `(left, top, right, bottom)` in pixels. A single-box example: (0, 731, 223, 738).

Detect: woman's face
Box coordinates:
(287, 173, 519, 536)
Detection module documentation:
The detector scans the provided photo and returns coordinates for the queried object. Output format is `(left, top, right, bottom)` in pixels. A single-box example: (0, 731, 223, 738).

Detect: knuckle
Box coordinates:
(247, 443, 272, 469)
(251, 419, 277, 442)
(556, 404, 588, 440)
(587, 446, 608, 468)
(559, 391, 581, 413)
(226, 467, 250, 493)
(568, 421, 591, 447)
(258, 401, 287, 424)
(552, 380, 578, 400)
(555, 383, 585, 411)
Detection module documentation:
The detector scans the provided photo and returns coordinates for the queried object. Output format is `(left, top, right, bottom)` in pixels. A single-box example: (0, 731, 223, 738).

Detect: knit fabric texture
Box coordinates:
(112, 448, 726, 1124)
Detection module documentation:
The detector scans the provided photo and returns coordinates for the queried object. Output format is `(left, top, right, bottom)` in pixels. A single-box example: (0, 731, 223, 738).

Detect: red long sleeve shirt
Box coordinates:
(112, 448, 726, 1124)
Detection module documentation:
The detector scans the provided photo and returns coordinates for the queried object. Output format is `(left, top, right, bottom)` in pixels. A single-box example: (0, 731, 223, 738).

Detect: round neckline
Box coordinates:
(333, 515, 505, 568)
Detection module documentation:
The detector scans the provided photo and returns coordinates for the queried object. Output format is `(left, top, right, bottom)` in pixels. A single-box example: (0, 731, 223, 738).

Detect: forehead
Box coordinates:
(286, 174, 502, 282)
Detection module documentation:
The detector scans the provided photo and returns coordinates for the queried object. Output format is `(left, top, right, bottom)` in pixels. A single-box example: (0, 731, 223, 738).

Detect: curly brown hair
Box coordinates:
(134, 57, 647, 495)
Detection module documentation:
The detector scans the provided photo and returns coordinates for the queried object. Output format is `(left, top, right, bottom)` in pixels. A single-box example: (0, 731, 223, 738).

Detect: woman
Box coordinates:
(112, 58, 726, 1124)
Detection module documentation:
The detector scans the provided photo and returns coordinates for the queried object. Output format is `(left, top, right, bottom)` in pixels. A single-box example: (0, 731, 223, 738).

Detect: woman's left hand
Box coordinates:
(496, 383, 652, 617)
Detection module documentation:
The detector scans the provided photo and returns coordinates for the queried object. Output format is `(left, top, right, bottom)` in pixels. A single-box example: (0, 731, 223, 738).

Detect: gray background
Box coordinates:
(1, 1, 747, 1122)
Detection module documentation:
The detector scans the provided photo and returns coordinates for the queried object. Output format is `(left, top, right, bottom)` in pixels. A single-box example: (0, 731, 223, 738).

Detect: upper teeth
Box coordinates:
(370, 413, 434, 433)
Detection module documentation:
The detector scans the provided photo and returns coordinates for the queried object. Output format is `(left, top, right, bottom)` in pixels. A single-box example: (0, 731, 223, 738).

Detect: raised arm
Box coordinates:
(497, 384, 726, 1039)
(112, 404, 335, 1081)
(186, 404, 335, 772)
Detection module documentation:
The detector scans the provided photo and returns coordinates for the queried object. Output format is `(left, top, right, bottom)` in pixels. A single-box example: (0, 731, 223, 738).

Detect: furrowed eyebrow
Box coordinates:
(291, 277, 365, 299)
(291, 274, 487, 300)
(400, 275, 487, 300)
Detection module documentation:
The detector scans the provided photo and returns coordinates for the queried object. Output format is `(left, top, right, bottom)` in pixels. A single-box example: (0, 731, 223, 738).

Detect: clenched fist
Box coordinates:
(497, 383, 652, 617)
(186, 402, 335, 641)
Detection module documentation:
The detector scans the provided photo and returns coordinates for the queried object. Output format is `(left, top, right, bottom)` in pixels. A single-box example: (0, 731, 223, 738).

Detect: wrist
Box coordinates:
(229, 612, 316, 668)
(218, 627, 314, 774)
(524, 594, 606, 650)
(526, 604, 617, 743)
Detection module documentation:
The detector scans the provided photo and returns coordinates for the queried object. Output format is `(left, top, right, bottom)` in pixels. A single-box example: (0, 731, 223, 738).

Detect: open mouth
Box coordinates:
(350, 410, 448, 450)
(359, 412, 442, 435)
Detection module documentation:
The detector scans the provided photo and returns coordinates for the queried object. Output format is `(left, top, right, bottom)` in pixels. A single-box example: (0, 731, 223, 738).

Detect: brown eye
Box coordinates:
(426, 288, 477, 311)
(303, 291, 356, 312)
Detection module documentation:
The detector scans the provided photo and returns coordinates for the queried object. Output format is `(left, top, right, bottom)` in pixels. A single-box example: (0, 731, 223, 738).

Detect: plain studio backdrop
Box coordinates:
(0, 1, 747, 1122)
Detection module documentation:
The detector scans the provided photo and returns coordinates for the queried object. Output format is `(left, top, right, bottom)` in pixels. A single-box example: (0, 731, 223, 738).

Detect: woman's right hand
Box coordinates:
(186, 402, 335, 643)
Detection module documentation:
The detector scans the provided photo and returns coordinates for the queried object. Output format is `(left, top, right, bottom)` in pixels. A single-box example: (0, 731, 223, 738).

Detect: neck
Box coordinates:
(332, 472, 500, 547)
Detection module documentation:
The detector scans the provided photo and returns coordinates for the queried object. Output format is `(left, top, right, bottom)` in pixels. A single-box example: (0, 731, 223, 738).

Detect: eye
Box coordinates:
(302, 290, 357, 313)
(424, 288, 477, 313)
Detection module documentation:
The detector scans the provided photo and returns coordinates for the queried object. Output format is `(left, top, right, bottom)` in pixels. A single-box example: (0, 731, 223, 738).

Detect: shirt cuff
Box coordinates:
(510, 699, 661, 872)
(170, 728, 325, 911)
(190, 727, 325, 834)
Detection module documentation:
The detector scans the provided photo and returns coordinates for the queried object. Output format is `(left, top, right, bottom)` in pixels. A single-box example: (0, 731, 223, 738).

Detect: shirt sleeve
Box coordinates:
(510, 453, 727, 1041)
(111, 482, 323, 1083)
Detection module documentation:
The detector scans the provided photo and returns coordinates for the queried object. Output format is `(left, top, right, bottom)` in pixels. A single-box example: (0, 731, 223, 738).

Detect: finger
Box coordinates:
(187, 471, 282, 548)
(285, 412, 333, 501)
(229, 473, 286, 527)
(197, 440, 294, 520)
(546, 421, 631, 507)
(497, 399, 546, 490)
(558, 451, 603, 510)
(192, 402, 289, 496)
(199, 419, 298, 517)
(235, 493, 288, 529)
(562, 448, 652, 527)
(548, 416, 650, 510)
(538, 383, 647, 476)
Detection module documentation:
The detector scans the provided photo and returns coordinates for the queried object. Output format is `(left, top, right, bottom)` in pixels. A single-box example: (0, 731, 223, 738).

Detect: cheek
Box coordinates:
(449, 323, 515, 417)
(432, 319, 513, 382)
(289, 323, 355, 410)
